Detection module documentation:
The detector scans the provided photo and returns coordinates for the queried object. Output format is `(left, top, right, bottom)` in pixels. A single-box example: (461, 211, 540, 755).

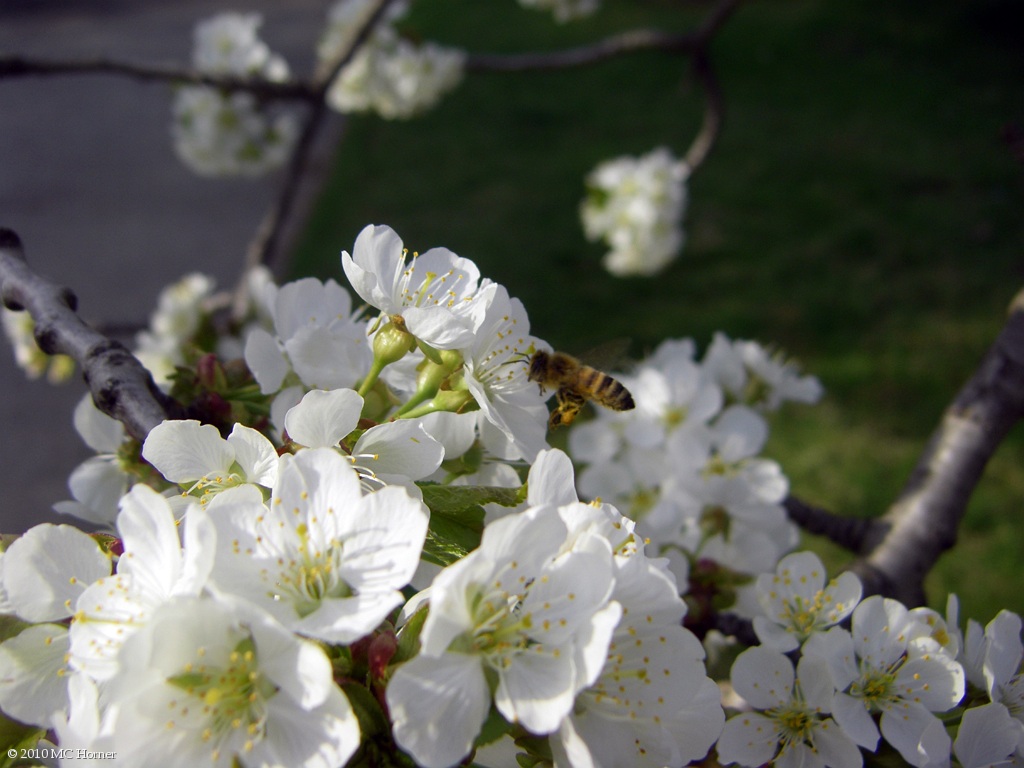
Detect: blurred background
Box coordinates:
(2, 0, 1023, 622)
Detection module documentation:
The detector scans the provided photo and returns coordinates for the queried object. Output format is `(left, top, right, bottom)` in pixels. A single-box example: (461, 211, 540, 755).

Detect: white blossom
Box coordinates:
(142, 419, 278, 506)
(703, 331, 823, 411)
(244, 276, 371, 394)
(552, 502, 723, 768)
(718, 647, 861, 768)
(2, 307, 74, 382)
(283, 388, 444, 489)
(341, 224, 488, 350)
(518, 0, 600, 23)
(581, 147, 688, 277)
(171, 13, 298, 176)
(387, 505, 617, 768)
(53, 395, 132, 527)
(807, 596, 965, 767)
(753, 551, 862, 652)
(67, 485, 215, 682)
(462, 282, 551, 462)
(204, 448, 429, 645)
(133, 273, 215, 385)
(105, 594, 359, 768)
(320, 2, 464, 120)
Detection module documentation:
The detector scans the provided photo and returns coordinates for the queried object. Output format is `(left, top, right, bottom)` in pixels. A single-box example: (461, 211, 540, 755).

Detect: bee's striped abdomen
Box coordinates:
(578, 366, 635, 411)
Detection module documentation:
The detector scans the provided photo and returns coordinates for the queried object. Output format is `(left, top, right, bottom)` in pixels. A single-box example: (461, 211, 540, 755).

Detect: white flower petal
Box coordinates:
(387, 653, 490, 768)
(72, 395, 124, 453)
(226, 423, 279, 485)
(717, 711, 780, 767)
(527, 448, 579, 507)
(3, 525, 110, 622)
(244, 326, 289, 394)
(284, 388, 363, 449)
(954, 702, 1019, 768)
(730, 646, 793, 710)
(0, 624, 70, 726)
(353, 420, 445, 481)
(116, 485, 184, 599)
(142, 420, 234, 484)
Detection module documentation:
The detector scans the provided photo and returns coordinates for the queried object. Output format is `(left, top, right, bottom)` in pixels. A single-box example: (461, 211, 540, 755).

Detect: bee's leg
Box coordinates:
(550, 389, 586, 429)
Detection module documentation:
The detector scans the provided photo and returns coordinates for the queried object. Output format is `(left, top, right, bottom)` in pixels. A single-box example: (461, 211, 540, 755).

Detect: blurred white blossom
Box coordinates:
(518, 0, 600, 23)
(581, 147, 689, 277)
(172, 12, 298, 176)
(320, 1, 464, 120)
(134, 272, 215, 385)
(2, 307, 74, 382)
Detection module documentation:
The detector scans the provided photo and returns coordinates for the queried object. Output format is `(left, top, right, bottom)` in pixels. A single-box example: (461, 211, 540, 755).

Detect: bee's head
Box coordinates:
(526, 349, 549, 382)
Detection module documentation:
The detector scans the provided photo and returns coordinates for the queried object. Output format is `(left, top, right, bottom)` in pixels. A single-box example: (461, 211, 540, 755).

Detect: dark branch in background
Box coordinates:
(0, 55, 318, 101)
(0, 0, 744, 430)
(844, 290, 1024, 607)
(231, 0, 401, 318)
(0, 230, 180, 441)
(465, 0, 738, 177)
(2, 0, 740, 302)
(464, 0, 741, 72)
(683, 50, 723, 172)
(783, 495, 878, 553)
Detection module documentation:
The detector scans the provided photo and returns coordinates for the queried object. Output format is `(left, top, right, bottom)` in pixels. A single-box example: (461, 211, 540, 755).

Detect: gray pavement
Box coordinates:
(0, 1, 342, 532)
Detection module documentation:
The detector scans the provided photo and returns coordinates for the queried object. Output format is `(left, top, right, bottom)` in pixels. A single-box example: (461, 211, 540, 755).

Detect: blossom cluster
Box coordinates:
(580, 147, 690, 276)
(318, 0, 465, 120)
(0, 224, 725, 766)
(568, 331, 823, 614)
(171, 13, 299, 176)
(3, 222, 1024, 768)
(719, 549, 1024, 768)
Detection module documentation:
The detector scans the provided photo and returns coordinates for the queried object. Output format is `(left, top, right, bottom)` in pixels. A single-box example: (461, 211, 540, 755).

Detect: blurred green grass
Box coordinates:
(291, 0, 1024, 623)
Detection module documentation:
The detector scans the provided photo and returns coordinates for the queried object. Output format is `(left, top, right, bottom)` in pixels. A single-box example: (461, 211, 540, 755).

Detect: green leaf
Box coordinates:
(418, 483, 524, 566)
(420, 483, 523, 517)
(0, 713, 44, 768)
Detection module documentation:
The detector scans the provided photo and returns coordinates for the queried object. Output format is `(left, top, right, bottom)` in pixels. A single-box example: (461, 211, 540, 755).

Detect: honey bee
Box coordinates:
(527, 349, 635, 429)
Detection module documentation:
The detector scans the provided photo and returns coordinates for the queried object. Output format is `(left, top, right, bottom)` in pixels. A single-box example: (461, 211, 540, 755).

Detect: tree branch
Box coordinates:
(683, 49, 724, 172)
(0, 229, 180, 442)
(848, 290, 1024, 606)
(465, 0, 741, 73)
(783, 495, 880, 553)
(0, 55, 318, 101)
(232, 0, 400, 314)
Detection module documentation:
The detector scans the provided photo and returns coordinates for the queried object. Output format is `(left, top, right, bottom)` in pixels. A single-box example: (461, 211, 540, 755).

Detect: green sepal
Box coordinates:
(394, 604, 429, 664)
(416, 338, 444, 366)
(513, 730, 553, 768)
(90, 533, 121, 557)
(0, 615, 31, 644)
(474, 706, 513, 749)
(340, 680, 392, 739)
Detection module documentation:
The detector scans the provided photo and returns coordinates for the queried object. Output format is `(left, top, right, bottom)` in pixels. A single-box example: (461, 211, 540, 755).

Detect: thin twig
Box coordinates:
(465, 0, 741, 73)
(848, 289, 1024, 606)
(0, 55, 317, 100)
(683, 49, 724, 172)
(232, 0, 399, 318)
(0, 229, 180, 442)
